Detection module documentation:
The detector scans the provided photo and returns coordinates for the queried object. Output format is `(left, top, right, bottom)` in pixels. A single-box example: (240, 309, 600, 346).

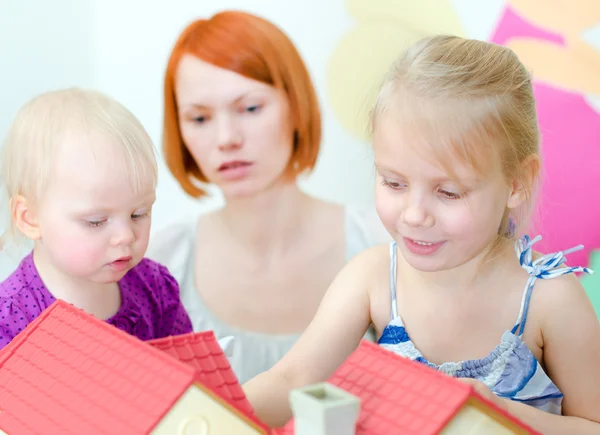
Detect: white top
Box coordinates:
(147, 205, 390, 383)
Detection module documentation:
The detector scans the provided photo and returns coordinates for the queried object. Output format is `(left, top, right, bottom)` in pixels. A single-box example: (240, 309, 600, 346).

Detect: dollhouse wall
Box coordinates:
(442, 402, 532, 435)
(152, 384, 265, 435)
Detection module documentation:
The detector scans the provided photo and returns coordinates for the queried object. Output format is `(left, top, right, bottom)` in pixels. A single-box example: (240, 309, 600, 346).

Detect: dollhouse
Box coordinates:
(0, 300, 268, 434)
(275, 340, 540, 435)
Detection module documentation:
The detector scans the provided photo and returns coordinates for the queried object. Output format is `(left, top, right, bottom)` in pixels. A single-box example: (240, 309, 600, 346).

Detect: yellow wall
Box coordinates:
(442, 402, 529, 435)
(152, 385, 265, 435)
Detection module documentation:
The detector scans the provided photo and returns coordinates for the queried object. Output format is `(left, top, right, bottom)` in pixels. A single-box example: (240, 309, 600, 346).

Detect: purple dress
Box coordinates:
(0, 252, 193, 349)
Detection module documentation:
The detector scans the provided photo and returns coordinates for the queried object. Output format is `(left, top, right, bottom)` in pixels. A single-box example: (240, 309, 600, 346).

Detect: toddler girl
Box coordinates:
(0, 88, 192, 349)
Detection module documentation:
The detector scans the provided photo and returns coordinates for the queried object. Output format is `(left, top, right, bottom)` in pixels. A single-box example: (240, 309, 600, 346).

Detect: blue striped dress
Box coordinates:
(378, 235, 593, 414)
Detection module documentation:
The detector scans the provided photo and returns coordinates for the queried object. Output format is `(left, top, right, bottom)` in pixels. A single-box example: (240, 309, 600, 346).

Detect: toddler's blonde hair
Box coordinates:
(0, 87, 158, 249)
(372, 35, 540, 254)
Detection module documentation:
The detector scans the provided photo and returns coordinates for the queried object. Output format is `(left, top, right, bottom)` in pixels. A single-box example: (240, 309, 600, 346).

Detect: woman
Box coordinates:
(148, 10, 388, 383)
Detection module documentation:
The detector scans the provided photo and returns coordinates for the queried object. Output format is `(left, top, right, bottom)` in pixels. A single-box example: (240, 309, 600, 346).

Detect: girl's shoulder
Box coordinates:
(515, 234, 594, 327)
(123, 257, 177, 291)
(344, 242, 393, 305)
(516, 234, 592, 285)
(0, 251, 44, 298)
(0, 253, 55, 349)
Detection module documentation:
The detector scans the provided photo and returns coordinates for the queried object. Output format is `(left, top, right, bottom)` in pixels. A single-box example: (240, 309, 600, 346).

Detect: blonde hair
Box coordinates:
(0, 87, 158, 248)
(372, 35, 540, 251)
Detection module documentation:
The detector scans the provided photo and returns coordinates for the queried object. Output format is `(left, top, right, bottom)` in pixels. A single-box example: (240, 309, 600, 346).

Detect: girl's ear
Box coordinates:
(507, 154, 540, 210)
(11, 195, 42, 240)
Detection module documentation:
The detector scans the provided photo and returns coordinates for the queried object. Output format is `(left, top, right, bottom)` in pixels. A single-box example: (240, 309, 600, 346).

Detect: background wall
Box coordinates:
(1, 1, 599, 310)
(0, 0, 95, 275)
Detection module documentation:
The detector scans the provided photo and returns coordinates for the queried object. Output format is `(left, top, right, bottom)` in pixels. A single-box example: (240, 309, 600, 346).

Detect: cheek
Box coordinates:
(440, 211, 477, 236)
(180, 125, 213, 170)
(255, 138, 293, 180)
(274, 142, 293, 169)
(250, 113, 293, 163)
(46, 226, 107, 272)
(375, 187, 400, 229)
(438, 199, 502, 240)
(134, 220, 151, 253)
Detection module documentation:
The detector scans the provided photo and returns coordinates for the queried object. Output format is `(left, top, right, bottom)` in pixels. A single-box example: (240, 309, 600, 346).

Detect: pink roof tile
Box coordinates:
(148, 332, 261, 424)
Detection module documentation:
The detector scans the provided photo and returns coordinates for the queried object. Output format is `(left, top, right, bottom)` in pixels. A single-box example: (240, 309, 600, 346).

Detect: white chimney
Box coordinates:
(289, 382, 360, 435)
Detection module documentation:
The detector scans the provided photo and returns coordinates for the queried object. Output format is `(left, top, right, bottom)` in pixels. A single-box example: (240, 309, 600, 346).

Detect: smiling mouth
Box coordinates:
(219, 161, 252, 171)
(412, 240, 434, 246)
(403, 237, 446, 256)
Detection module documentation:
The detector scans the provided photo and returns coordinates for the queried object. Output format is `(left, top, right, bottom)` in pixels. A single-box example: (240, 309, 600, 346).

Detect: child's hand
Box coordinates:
(458, 378, 508, 412)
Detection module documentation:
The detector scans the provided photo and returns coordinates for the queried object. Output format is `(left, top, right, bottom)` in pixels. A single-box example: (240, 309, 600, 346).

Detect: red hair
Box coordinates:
(163, 11, 322, 198)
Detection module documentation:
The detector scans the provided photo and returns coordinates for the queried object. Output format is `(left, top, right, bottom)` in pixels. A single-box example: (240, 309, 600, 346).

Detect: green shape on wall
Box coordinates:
(581, 250, 600, 321)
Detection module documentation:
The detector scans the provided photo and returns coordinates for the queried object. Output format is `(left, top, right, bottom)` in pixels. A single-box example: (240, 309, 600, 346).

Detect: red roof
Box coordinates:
(0, 300, 267, 434)
(147, 331, 259, 422)
(275, 340, 539, 435)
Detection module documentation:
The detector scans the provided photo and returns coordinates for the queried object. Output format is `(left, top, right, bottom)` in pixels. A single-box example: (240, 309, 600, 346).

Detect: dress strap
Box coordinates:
(512, 235, 593, 336)
(389, 241, 399, 320)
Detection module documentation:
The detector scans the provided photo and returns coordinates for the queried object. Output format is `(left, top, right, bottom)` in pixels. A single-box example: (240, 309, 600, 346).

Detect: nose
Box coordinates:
(110, 222, 135, 247)
(216, 113, 241, 151)
(402, 191, 434, 228)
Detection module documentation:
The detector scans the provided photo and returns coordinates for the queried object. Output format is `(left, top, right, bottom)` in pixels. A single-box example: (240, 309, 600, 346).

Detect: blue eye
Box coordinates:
(245, 105, 262, 113)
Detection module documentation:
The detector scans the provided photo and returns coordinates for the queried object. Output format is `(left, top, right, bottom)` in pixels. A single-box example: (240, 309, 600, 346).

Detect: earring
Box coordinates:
(504, 216, 517, 237)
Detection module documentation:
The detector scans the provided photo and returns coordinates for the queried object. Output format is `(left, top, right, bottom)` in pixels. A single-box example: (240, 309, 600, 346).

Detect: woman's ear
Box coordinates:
(507, 154, 540, 210)
(11, 195, 42, 240)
